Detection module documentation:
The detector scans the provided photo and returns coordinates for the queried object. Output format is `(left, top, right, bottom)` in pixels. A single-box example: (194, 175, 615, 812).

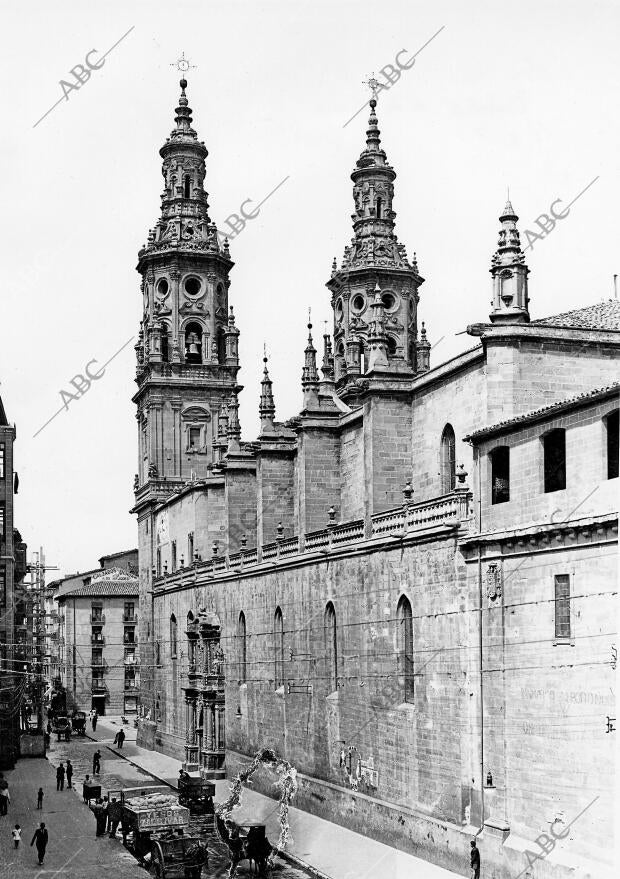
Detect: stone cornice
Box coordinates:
(459, 512, 618, 558)
(467, 322, 620, 348)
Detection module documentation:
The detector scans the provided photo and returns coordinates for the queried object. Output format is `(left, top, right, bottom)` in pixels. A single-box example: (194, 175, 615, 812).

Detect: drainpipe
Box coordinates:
(476, 445, 485, 828)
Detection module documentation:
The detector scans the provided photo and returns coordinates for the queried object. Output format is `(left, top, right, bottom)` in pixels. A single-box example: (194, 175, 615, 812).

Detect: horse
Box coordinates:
(215, 815, 272, 877)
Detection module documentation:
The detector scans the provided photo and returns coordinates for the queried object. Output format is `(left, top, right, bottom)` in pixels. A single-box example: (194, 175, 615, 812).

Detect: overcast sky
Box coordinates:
(1, 0, 618, 577)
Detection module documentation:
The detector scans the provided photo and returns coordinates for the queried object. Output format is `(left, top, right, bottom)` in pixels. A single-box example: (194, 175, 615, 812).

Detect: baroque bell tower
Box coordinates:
(327, 96, 425, 403)
(133, 78, 240, 491)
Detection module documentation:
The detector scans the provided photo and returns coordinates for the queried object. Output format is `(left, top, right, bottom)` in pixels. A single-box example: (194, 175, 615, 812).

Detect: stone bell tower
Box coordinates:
(489, 199, 530, 324)
(133, 77, 241, 490)
(327, 96, 425, 403)
(132, 79, 241, 718)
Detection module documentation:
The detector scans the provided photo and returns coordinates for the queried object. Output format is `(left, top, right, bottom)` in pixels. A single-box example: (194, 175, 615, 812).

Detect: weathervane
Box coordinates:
(364, 74, 381, 103)
(171, 52, 196, 75)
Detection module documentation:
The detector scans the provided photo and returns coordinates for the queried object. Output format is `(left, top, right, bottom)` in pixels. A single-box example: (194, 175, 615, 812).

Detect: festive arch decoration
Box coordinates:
(216, 747, 298, 862)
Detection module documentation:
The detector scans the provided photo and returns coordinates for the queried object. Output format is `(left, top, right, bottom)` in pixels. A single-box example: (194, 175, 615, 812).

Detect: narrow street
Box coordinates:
(0, 718, 316, 879)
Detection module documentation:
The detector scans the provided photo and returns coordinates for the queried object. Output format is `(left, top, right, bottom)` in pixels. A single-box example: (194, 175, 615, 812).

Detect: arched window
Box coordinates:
(359, 340, 367, 374)
(325, 602, 338, 692)
(238, 612, 247, 684)
(440, 424, 456, 493)
(274, 607, 284, 690)
(217, 327, 227, 364)
(170, 614, 177, 659)
(184, 322, 203, 364)
(184, 175, 191, 198)
(397, 596, 414, 703)
(376, 197, 383, 219)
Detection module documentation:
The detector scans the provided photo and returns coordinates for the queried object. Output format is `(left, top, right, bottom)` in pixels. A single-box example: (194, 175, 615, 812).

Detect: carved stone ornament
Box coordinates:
(486, 563, 502, 602)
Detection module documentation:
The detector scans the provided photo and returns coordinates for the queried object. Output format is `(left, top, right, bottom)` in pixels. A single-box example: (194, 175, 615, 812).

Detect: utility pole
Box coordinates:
(28, 549, 58, 731)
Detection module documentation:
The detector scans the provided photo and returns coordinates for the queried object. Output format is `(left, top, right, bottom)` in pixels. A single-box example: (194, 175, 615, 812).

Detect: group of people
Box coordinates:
(1, 773, 49, 866)
(89, 795, 121, 838)
(55, 760, 73, 790)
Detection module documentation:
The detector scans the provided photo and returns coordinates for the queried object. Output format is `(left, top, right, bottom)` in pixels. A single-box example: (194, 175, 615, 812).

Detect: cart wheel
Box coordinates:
(150, 840, 164, 878)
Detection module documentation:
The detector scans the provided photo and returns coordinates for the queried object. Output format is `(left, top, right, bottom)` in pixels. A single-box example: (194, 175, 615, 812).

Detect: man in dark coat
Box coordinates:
(56, 762, 65, 791)
(471, 839, 481, 879)
(117, 728, 125, 749)
(31, 822, 48, 865)
(66, 759, 73, 789)
(92, 750, 101, 775)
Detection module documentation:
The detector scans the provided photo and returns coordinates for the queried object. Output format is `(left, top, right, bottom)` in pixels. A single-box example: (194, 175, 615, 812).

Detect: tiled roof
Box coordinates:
(464, 383, 620, 442)
(56, 580, 138, 599)
(533, 299, 620, 331)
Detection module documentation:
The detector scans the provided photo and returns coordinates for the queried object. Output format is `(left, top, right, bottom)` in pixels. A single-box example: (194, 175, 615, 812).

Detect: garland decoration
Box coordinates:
(216, 747, 298, 862)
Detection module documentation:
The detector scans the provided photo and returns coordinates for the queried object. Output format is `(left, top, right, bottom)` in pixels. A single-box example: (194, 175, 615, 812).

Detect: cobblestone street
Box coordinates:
(42, 728, 314, 879)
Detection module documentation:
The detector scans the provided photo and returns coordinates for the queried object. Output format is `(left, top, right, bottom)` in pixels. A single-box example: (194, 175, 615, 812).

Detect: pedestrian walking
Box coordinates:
(12, 824, 21, 848)
(471, 839, 481, 879)
(90, 797, 108, 837)
(66, 760, 73, 789)
(93, 750, 101, 775)
(91, 710, 98, 731)
(31, 822, 48, 865)
(56, 762, 65, 791)
(0, 782, 10, 815)
(37, 788, 44, 809)
(117, 728, 125, 749)
(46, 720, 52, 735)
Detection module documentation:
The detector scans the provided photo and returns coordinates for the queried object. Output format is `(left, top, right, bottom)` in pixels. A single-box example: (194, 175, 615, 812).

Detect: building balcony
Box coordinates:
(123, 613, 138, 623)
(91, 658, 106, 668)
(124, 680, 139, 691)
(91, 682, 107, 694)
(91, 634, 105, 645)
(91, 613, 105, 624)
(123, 637, 137, 646)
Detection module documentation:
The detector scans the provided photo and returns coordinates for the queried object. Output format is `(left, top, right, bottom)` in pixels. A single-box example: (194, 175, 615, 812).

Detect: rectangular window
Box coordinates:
(156, 548, 161, 578)
(125, 647, 136, 663)
(188, 426, 201, 450)
(0, 505, 4, 537)
(491, 446, 510, 504)
(544, 429, 566, 493)
(0, 444, 4, 478)
(91, 604, 103, 622)
(124, 627, 135, 645)
(124, 602, 135, 621)
(92, 627, 103, 642)
(91, 649, 103, 665)
(554, 574, 571, 639)
(171, 540, 177, 573)
(607, 410, 619, 480)
(0, 567, 5, 607)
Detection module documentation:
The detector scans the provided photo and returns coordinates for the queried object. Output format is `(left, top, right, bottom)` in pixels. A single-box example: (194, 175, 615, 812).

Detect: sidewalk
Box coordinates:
(93, 716, 463, 879)
(0, 753, 144, 879)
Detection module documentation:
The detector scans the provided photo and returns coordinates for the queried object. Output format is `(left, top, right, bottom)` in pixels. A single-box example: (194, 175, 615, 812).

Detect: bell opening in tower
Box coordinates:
(185, 322, 203, 363)
(184, 175, 191, 199)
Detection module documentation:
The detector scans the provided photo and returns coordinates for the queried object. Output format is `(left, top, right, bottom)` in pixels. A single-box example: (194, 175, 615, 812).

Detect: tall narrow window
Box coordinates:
(606, 410, 619, 479)
(0, 443, 4, 479)
(397, 596, 414, 703)
(359, 341, 366, 374)
(171, 541, 177, 572)
(274, 607, 284, 690)
(156, 548, 161, 578)
(554, 575, 571, 640)
(440, 424, 456, 493)
(376, 197, 382, 218)
(184, 175, 191, 198)
(170, 614, 177, 658)
(161, 326, 169, 362)
(490, 446, 510, 504)
(238, 612, 247, 684)
(543, 428, 566, 493)
(325, 602, 338, 692)
(188, 532, 194, 565)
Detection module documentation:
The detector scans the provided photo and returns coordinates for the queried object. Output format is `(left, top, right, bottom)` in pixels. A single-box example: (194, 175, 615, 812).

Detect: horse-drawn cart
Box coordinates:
(108, 786, 191, 863)
(178, 771, 215, 817)
(71, 711, 87, 736)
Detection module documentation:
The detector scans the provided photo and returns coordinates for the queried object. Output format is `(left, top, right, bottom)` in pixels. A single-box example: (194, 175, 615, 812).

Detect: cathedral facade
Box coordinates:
(133, 80, 618, 878)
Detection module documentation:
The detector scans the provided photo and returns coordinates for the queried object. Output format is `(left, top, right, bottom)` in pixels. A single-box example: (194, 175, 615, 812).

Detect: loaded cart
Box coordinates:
(178, 770, 215, 817)
(110, 786, 192, 864)
(71, 711, 87, 736)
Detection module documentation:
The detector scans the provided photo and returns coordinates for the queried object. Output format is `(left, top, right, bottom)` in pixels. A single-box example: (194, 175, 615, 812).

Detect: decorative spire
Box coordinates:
(416, 321, 431, 373)
(227, 390, 241, 443)
(174, 78, 194, 134)
(489, 197, 530, 324)
(259, 346, 276, 434)
(301, 313, 319, 387)
(367, 284, 389, 371)
(321, 328, 334, 380)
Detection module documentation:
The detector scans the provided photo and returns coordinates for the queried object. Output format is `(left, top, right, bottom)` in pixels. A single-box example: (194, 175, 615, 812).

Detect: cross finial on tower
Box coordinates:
(170, 52, 197, 76)
(365, 75, 381, 104)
